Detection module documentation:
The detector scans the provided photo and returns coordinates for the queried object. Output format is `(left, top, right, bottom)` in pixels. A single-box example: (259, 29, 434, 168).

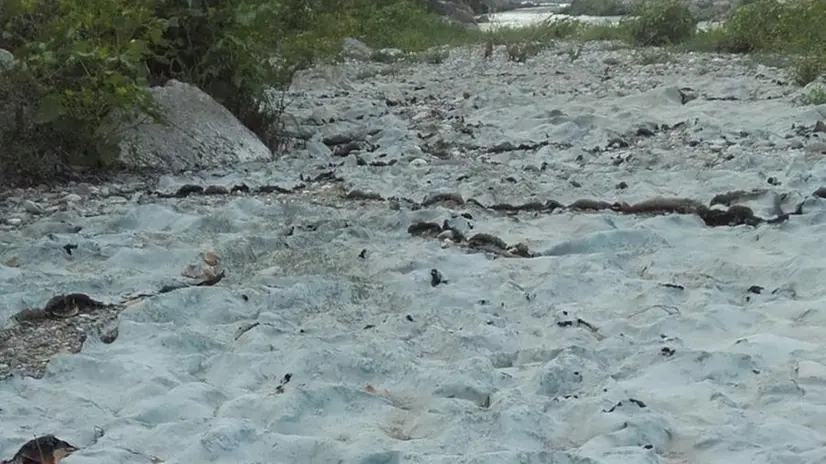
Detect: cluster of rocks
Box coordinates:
(3, 35, 826, 464)
(2, 39, 825, 225)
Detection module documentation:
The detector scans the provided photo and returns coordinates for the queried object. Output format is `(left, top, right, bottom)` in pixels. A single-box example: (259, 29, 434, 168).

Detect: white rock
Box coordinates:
(118, 80, 272, 172)
(22, 200, 44, 214)
(409, 158, 428, 168)
(341, 37, 373, 61)
(805, 141, 826, 155)
(0, 48, 14, 70)
(74, 184, 93, 196)
(65, 194, 82, 203)
(796, 360, 826, 382)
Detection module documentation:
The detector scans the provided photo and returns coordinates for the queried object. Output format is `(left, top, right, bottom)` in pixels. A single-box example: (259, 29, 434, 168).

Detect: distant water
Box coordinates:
(478, 5, 623, 31)
(478, 4, 718, 31)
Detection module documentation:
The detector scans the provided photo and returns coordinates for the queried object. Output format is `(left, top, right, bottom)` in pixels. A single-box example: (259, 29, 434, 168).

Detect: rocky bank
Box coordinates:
(2, 40, 826, 464)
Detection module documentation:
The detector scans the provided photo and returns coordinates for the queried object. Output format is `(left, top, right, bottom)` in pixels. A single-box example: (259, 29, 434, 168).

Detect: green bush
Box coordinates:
(0, 0, 294, 185)
(721, 0, 826, 53)
(720, 0, 788, 52)
(713, 0, 826, 84)
(0, 0, 468, 186)
(0, 0, 166, 183)
(623, 0, 697, 46)
(145, 0, 299, 149)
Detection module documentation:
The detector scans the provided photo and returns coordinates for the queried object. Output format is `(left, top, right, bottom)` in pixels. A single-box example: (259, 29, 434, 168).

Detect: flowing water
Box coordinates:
(479, 4, 623, 31)
(479, 3, 719, 31)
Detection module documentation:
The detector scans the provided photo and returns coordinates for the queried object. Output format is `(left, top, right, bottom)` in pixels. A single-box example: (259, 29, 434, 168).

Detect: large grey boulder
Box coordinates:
(118, 80, 272, 172)
(341, 37, 374, 61)
(428, 0, 478, 24)
(0, 49, 14, 71)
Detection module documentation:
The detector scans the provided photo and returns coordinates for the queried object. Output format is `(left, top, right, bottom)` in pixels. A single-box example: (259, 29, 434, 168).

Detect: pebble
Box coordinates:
(22, 200, 45, 214)
(73, 184, 92, 196)
(806, 141, 826, 155)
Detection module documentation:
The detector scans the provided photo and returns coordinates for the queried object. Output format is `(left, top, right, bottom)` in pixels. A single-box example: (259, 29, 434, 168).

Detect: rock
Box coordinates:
(427, 0, 477, 24)
(806, 141, 826, 155)
(0, 49, 14, 71)
(22, 200, 45, 215)
(371, 48, 406, 62)
(74, 184, 93, 197)
(307, 140, 333, 158)
(341, 38, 374, 61)
(800, 75, 826, 103)
(117, 80, 272, 172)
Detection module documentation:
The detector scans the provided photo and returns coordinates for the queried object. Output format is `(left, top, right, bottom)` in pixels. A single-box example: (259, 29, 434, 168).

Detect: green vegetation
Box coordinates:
(0, 0, 469, 186)
(622, 0, 696, 46)
(1, 0, 825, 187)
(481, 0, 826, 84)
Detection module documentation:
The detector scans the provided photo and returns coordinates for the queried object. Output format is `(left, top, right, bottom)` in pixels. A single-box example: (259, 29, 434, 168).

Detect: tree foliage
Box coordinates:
(0, 0, 464, 186)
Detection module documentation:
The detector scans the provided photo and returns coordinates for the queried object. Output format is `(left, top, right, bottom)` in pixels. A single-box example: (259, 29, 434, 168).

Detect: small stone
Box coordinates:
(409, 158, 428, 168)
(806, 141, 826, 155)
(437, 230, 455, 241)
(204, 251, 220, 266)
(412, 111, 430, 122)
(6, 217, 22, 225)
(99, 187, 111, 197)
(65, 193, 82, 203)
(22, 200, 45, 214)
(74, 184, 93, 196)
(307, 140, 333, 158)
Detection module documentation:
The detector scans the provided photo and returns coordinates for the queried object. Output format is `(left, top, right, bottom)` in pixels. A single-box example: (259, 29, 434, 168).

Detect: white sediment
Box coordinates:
(2, 41, 826, 464)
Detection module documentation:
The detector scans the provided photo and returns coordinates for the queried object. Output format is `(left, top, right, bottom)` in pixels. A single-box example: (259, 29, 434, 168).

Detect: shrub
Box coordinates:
(720, 0, 788, 52)
(719, 0, 826, 53)
(623, 0, 697, 46)
(794, 53, 826, 87)
(0, 0, 293, 185)
(145, 0, 297, 149)
(0, 0, 166, 184)
(0, 0, 469, 186)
